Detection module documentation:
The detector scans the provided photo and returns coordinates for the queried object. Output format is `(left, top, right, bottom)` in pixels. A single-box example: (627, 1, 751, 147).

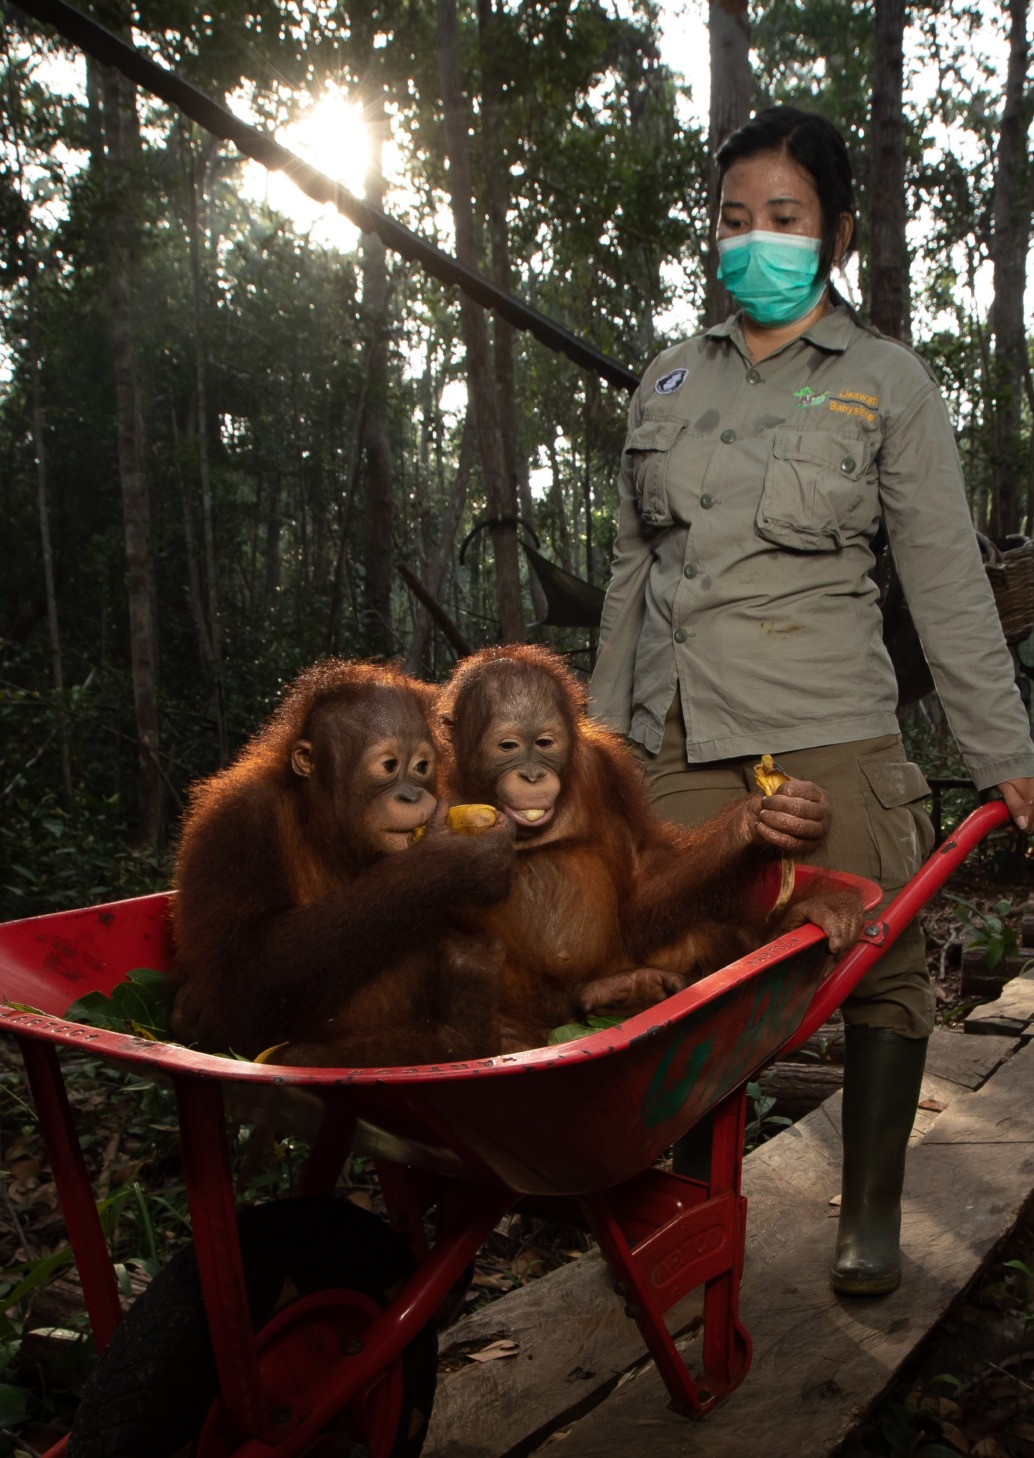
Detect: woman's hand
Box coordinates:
(998, 777, 1034, 833)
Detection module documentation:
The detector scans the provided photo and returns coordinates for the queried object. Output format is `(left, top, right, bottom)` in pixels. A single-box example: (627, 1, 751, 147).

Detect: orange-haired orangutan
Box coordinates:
(438, 645, 862, 1051)
(170, 660, 515, 1065)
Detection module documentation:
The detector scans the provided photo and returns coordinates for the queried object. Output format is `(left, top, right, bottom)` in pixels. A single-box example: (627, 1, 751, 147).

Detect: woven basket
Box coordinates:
(977, 533, 1034, 646)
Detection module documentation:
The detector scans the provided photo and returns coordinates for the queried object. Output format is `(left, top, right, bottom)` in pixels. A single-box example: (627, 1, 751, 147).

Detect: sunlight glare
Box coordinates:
(241, 83, 370, 252)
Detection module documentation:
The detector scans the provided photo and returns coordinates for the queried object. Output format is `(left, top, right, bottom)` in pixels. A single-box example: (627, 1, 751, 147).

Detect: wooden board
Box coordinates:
(964, 969, 1034, 1039)
(923, 1029, 1017, 1088)
(426, 1241, 703, 1458)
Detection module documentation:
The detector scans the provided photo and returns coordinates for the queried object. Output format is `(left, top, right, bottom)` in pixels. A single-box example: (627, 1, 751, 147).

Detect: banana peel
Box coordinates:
(753, 753, 788, 796)
(410, 803, 498, 843)
(753, 754, 796, 915)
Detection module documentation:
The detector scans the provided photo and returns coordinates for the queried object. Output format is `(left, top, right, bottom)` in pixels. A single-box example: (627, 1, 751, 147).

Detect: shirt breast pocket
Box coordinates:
(625, 418, 684, 528)
(757, 427, 875, 551)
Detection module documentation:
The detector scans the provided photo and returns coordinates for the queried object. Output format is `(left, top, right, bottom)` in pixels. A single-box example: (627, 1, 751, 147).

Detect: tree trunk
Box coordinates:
(477, 0, 518, 494)
(185, 131, 228, 762)
(868, 0, 908, 339)
(405, 415, 475, 675)
(27, 260, 72, 807)
(170, 408, 212, 667)
(326, 380, 367, 657)
(436, 0, 524, 643)
(703, 0, 751, 327)
(95, 48, 162, 844)
(360, 89, 397, 658)
(988, 0, 1031, 537)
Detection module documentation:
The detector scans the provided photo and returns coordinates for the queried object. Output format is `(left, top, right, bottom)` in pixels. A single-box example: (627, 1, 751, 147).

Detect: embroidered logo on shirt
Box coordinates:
(794, 385, 880, 422)
(655, 368, 688, 395)
(830, 390, 879, 423)
(793, 386, 829, 408)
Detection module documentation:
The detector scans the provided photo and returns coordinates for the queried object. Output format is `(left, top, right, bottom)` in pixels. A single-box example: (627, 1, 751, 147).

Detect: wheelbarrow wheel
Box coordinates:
(67, 1196, 437, 1458)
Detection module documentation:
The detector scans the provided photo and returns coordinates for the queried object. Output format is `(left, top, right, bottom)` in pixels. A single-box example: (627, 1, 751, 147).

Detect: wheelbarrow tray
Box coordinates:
(0, 861, 880, 1197)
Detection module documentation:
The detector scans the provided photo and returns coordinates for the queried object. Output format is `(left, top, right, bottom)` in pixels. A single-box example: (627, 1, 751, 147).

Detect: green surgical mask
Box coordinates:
(716, 230, 825, 327)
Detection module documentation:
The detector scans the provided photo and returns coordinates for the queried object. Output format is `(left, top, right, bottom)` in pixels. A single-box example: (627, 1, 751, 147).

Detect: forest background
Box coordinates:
(0, 0, 1032, 914)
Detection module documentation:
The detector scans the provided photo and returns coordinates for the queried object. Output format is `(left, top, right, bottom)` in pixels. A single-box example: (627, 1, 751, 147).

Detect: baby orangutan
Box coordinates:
(437, 645, 863, 1051)
(170, 659, 515, 1066)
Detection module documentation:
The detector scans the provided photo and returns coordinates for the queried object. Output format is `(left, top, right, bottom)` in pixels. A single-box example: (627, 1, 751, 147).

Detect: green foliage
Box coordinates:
(946, 893, 1024, 970)
(547, 1012, 625, 1044)
(65, 969, 175, 1041)
(0, 783, 168, 923)
(744, 1074, 791, 1152)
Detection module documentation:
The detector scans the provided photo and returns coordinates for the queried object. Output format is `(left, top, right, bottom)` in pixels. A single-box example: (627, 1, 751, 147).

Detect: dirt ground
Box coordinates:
(1, 845, 1032, 1456)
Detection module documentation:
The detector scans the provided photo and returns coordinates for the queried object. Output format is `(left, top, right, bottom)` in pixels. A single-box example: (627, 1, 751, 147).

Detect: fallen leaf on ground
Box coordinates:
(466, 1339, 519, 1363)
(473, 1271, 514, 1291)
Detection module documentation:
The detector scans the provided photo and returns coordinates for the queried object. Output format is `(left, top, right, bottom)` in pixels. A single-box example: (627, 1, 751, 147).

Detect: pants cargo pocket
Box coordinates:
(859, 752, 935, 889)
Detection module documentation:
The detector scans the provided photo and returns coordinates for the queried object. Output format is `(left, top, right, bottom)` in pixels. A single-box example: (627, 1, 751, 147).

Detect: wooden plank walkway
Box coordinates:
(425, 991, 1034, 1458)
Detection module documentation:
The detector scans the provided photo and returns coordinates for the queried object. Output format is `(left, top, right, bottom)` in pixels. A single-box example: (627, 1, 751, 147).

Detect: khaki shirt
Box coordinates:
(589, 305, 1034, 790)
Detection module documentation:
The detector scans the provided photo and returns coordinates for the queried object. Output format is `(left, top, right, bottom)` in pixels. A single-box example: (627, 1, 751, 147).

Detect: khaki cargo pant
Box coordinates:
(638, 697, 937, 1038)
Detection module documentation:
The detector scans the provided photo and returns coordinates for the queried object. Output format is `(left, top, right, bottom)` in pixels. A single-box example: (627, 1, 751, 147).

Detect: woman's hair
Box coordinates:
(716, 106, 857, 278)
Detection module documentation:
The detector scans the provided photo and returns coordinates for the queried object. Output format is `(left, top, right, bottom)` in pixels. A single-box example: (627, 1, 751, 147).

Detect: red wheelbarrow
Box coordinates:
(0, 802, 1011, 1457)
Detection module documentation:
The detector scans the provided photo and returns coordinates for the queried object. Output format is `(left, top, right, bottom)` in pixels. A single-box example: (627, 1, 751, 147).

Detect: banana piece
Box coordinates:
(411, 803, 498, 843)
(753, 753, 789, 796)
(753, 754, 795, 915)
(254, 1041, 289, 1064)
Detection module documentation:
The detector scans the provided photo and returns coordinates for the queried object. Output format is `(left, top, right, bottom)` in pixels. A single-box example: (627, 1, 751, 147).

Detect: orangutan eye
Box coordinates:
(499, 738, 520, 752)
(535, 736, 554, 749)
(380, 757, 399, 776)
(413, 757, 431, 777)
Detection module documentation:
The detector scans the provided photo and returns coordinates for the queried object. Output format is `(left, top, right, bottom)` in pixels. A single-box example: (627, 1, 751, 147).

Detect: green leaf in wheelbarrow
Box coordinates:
(547, 1013, 625, 1045)
(65, 968, 174, 1040)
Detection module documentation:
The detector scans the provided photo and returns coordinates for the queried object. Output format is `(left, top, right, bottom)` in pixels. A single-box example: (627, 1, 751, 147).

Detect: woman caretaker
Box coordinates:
(589, 105, 1034, 1297)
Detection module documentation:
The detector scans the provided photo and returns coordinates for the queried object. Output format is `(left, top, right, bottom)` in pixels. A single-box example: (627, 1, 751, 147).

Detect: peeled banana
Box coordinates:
(411, 803, 498, 843)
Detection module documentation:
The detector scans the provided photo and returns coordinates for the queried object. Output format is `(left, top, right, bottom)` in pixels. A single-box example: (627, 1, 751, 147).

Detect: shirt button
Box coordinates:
(673, 628, 688, 644)
(720, 428, 735, 443)
(700, 493, 715, 508)
(683, 564, 698, 579)
(840, 456, 856, 473)
(746, 368, 761, 384)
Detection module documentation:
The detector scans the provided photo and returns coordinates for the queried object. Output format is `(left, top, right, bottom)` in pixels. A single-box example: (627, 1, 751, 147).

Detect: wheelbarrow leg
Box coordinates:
(173, 1075, 278, 1446)
(18, 1038, 122, 1353)
(583, 1188, 708, 1415)
(701, 1087, 752, 1396)
(581, 1085, 752, 1416)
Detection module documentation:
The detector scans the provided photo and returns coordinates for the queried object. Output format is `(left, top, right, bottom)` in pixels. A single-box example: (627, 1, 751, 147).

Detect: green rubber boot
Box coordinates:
(830, 1025, 928, 1297)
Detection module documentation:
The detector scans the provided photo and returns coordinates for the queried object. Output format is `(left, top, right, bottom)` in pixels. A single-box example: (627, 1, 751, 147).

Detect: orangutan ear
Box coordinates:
(290, 739, 314, 778)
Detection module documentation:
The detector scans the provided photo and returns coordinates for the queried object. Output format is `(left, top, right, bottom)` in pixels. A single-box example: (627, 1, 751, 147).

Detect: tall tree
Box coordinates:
(868, 0, 907, 338)
(359, 82, 397, 658)
(93, 36, 163, 843)
(988, 0, 1032, 537)
(183, 126, 228, 762)
(436, 0, 524, 643)
(704, 0, 751, 325)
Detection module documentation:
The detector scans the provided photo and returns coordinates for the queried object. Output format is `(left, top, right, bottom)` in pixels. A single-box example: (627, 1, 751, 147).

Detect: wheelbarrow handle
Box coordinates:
(777, 799, 1013, 1057)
